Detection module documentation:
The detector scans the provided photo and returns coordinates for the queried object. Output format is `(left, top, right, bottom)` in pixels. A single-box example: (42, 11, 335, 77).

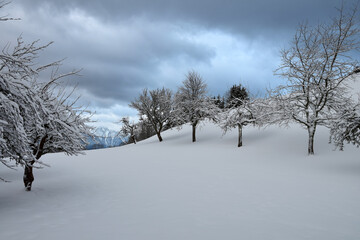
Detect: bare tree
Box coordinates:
(273, 4, 360, 155)
(0, 37, 50, 170)
(174, 71, 219, 142)
(130, 88, 172, 142)
(0, 38, 92, 190)
(119, 117, 137, 144)
(220, 98, 266, 147)
(1, 3, 93, 189)
(23, 80, 92, 191)
(0, 3, 38, 178)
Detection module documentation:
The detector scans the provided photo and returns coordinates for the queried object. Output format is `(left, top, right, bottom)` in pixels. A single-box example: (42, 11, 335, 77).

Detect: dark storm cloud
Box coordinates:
(20, 0, 343, 36)
(1, 0, 353, 128)
(58, 21, 216, 105)
(0, 4, 215, 105)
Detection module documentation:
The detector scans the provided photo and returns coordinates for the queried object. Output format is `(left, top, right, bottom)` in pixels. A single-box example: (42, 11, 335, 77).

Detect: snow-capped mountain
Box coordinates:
(86, 127, 126, 150)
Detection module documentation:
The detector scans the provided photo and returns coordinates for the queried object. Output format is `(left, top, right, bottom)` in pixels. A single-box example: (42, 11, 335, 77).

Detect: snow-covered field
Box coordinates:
(1, 122, 360, 240)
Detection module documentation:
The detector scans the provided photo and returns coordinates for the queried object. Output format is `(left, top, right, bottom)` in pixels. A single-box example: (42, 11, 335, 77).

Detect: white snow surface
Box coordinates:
(1, 122, 360, 240)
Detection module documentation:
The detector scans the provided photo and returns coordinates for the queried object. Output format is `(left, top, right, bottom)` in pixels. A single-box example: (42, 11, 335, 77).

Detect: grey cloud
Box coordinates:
(0, 5, 215, 105)
(18, 0, 343, 37)
(1, 0, 353, 124)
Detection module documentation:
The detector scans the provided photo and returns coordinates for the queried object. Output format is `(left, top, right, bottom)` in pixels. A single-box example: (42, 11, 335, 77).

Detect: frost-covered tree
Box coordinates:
(119, 117, 137, 144)
(130, 88, 172, 142)
(0, 37, 48, 169)
(0, 1, 43, 181)
(23, 80, 92, 191)
(174, 71, 219, 142)
(273, 4, 360, 155)
(220, 85, 257, 147)
(220, 102, 254, 147)
(0, 38, 91, 190)
(329, 98, 360, 150)
(0, 3, 92, 188)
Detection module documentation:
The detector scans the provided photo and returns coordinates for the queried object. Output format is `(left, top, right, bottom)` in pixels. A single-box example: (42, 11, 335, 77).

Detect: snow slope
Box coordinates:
(1, 122, 360, 240)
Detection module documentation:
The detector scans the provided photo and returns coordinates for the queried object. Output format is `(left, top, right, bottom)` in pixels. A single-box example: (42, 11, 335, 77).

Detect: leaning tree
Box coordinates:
(273, 4, 360, 155)
(23, 77, 92, 191)
(0, 4, 44, 168)
(0, 3, 92, 189)
(0, 36, 54, 169)
(0, 37, 92, 190)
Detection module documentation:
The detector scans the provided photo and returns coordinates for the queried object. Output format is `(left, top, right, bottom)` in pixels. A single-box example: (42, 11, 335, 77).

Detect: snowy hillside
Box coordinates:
(1, 122, 360, 240)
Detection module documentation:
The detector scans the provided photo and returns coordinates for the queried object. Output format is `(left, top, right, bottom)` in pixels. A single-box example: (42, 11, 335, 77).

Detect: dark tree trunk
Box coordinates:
(23, 161, 35, 191)
(130, 128, 136, 144)
(131, 134, 136, 144)
(307, 126, 316, 155)
(192, 123, 196, 142)
(24, 134, 47, 191)
(237, 124, 243, 147)
(156, 132, 163, 142)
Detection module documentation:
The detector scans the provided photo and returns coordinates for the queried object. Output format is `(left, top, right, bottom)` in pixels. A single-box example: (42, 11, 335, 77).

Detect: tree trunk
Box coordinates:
(307, 126, 316, 155)
(23, 161, 35, 191)
(156, 132, 163, 142)
(24, 134, 47, 191)
(237, 124, 243, 147)
(192, 123, 197, 142)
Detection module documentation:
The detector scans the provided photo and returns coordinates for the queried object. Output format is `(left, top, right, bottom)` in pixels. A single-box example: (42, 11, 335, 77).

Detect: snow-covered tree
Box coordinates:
(23, 80, 92, 191)
(329, 97, 360, 150)
(130, 88, 172, 142)
(174, 71, 219, 142)
(0, 1, 42, 181)
(220, 102, 254, 147)
(0, 39, 91, 190)
(1, 3, 93, 188)
(0, 37, 48, 169)
(119, 117, 137, 144)
(273, 4, 360, 155)
(220, 85, 260, 147)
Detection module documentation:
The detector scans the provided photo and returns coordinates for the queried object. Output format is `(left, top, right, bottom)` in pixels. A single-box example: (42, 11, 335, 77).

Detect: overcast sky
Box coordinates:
(0, 0, 348, 130)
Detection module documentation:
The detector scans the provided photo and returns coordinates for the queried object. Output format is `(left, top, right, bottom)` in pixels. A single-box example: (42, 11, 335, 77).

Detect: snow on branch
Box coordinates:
(272, 3, 360, 154)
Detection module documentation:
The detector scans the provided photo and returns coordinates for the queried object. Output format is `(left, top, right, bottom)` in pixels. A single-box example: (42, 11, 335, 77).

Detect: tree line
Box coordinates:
(124, 3, 360, 155)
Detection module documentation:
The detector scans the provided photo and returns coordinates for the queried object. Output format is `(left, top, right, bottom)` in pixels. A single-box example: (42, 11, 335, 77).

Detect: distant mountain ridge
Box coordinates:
(86, 127, 126, 150)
